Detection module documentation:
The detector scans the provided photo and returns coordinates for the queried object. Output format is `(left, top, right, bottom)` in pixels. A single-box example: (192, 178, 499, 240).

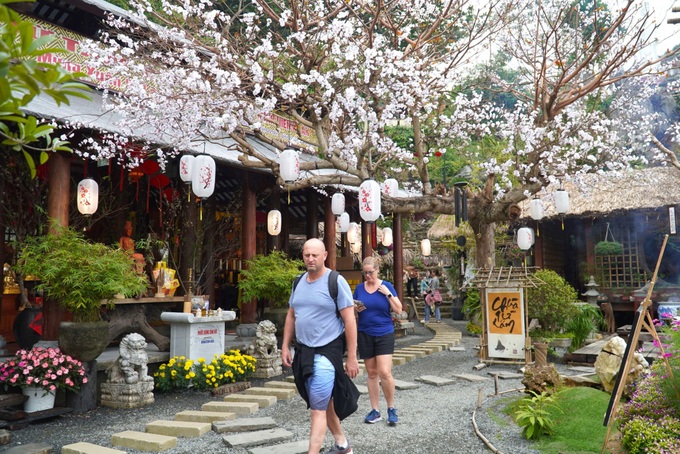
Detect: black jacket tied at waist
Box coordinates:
(292, 334, 360, 421)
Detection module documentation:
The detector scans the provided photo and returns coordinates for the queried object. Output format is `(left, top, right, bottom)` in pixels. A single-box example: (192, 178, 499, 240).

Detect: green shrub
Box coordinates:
(463, 287, 480, 321)
(621, 416, 680, 454)
(526, 269, 579, 333)
(594, 241, 623, 255)
(238, 251, 304, 308)
(513, 391, 560, 440)
(566, 304, 605, 350)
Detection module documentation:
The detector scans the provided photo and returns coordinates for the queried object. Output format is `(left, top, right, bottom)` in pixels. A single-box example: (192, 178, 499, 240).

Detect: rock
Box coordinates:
(594, 336, 649, 396)
(521, 364, 561, 395)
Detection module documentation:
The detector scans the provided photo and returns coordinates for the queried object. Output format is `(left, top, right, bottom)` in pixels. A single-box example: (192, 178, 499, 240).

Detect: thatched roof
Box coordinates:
(428, 216, 473, 240)
(519, 167, 680, 219)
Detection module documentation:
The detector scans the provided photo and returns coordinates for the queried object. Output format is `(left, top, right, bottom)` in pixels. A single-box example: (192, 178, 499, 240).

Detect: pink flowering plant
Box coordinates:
(0, 347, 88, 393)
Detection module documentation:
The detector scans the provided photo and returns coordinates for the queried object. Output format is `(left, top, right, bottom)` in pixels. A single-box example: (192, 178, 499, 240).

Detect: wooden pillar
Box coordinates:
(202, 197, 216, 306)
(241, 174, 257, 324)
(324, 197, 336, 270)
(180, 185, 198, 294)
(361, 221, 373, 259)
(306, 189, 319, 239)
(47, 152, 70, 231)
(44, 152, 72, 340)
(393, 213, 404, 301)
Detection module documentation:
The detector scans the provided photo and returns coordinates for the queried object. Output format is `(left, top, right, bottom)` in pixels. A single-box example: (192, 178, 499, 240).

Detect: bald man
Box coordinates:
(282, 238, 360, 454)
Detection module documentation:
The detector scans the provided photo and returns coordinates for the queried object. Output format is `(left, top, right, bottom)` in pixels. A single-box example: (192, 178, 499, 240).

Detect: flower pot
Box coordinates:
(58, 320, 110, 362)
(548, 337, 572, 349)
(23, 386, 56, 413)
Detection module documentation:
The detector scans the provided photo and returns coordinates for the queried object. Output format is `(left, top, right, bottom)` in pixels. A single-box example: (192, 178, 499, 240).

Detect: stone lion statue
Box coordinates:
(107, 333, 154, 384)
(247, 320, 279, 358)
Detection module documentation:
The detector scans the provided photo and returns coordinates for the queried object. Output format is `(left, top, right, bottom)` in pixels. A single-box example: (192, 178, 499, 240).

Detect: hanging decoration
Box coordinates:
(529, 197, 544, 236)
(192, 155, 216, 220)
(554, 188, 570, 230)
(381, 227, 393, 247)
(359, 179, 381, 222)
(279, 149, 300, 183)
(337, 212, 350, 233)
(347, 222, 360, 244)
(331, 193, 345, 216)
(267, 210, 282, 236)
(517, 227, 533, 250)
(77, 178, 99, 215)
(179, 154, 195, 201)
(381, 178, 398, 197)
(421, 239, 431, 257)
(350, 241, 361, 254)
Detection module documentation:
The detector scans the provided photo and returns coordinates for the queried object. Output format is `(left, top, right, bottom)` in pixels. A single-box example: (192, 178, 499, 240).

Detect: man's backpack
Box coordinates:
(292, 270, 340, 317)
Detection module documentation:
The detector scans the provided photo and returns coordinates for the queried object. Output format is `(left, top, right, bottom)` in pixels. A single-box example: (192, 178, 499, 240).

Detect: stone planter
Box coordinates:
(58, 320, 110, 362)
(548, 337, 573, 349)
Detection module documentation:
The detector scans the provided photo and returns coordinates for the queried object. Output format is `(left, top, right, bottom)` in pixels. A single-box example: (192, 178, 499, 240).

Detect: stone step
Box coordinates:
(285, 375, 295, 383)
(415, 375, 456, 386)
(213, 417, 278, 434)
(391, 356, 407, 365)
(395, 348, 426, 358)
(223, 393, 277, 408)
(263, 381, 297, 390)
(248, 439, 309, 454)
(244, 387, 296, 400)
(202, 401, 259, 415)
(145, 420, 212, 437)
(392, 352, 417, 361)
(222, 428, 294, 448)
(111, 430, 177, 452)
(175, 410, 237, 423)
(62, 442, 127, 454)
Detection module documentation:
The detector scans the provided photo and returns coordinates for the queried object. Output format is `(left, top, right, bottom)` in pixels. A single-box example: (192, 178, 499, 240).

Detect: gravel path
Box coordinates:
(6, 320, 546, 453)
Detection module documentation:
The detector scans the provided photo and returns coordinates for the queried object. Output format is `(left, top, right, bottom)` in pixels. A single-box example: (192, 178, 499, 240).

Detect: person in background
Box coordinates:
(281, 238, 360, 454)
(406, 267, 419, 298)
(353, 256, 402, 426)
(420, 270, 432, 323)
(425, 269, 442, 323)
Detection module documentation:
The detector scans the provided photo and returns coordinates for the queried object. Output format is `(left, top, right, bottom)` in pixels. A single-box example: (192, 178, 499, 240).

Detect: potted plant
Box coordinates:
(15, 225, 149, 361)
(0, 346, 88, 412)
(238, 251, 304, 333)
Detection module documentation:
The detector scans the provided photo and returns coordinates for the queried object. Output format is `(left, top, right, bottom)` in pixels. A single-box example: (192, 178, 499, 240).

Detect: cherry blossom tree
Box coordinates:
(79, 0, 677, 267)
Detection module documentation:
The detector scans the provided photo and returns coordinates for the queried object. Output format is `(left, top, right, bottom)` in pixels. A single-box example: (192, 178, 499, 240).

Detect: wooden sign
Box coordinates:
(485, 288, 525, 359)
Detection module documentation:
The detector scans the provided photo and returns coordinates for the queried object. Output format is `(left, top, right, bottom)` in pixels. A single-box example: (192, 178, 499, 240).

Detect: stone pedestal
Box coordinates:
(100, 381, 155, 408)
(251, 356, 283, 379)
(161, 311, 236, 361)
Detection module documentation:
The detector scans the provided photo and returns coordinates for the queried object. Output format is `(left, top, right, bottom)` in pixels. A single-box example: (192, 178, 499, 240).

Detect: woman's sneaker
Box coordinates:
(364, 409, 382, 424)
(387, 407, 399, 425)
(324, 440, 353, 453)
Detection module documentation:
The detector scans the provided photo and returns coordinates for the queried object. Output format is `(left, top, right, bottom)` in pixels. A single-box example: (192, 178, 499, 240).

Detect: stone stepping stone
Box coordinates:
(449, 346, 465, 351)
(175, 410, 236, 423)
(111, 430, 177, 452)
(567, 366, 596, 374)
(452, 373, 491, 382)
(354, 384, 369, 394)
(396, 348, 426, 358)
(488, 372, 524, 380)
(264, 381, 297, 390)
(222, 428, 294, 448)
(145, 420, 212, 437)
(214, 416, 278, 434)
(391, 356, 407, 365)
(245, 387, 296, 400)
(224, 393, 277, 408)
(392, 351, 417, 361)
(62, 443, 126, 454)
(202, 401, 258, 415)
(248, 440, 309, 454)
(415, 375, 455, 386)
(393, 379, 420, 390)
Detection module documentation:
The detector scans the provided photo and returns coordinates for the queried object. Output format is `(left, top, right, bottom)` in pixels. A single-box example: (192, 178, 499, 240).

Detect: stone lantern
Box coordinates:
(582, 276, 601, 306)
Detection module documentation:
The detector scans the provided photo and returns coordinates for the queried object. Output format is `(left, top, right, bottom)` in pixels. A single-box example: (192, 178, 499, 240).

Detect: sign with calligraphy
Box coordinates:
(485, 288, 525, 359)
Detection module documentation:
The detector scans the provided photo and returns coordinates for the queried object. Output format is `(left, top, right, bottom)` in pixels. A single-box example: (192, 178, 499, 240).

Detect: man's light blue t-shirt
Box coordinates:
(289, 269, 354, 347)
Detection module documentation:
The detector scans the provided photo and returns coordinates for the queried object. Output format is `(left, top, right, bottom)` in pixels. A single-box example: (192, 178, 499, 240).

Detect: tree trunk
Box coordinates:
(472, 220, 496, 269)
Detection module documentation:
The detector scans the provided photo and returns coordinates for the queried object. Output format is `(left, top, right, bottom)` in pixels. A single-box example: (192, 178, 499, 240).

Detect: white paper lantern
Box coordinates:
(331, 193, 345, 216)
(382, 227, 393, 247)
(347, 222, 360, 244)
(381, 178, 398, 197)
(517, 227, 533, 250)
(77, 178, 99, 215)
(359, 179, 381, 222)
(267, 210, 282, 236)
(191, 155, 216, 198)
(421, 239, 431, 257)
(350, 241, 361, 254)
(279, 149, 300, 183)
(554, 189, 570, 215)
(529, 198, 544, 221)
(179, 155, 195, 183)
(337, 212, 350, 233)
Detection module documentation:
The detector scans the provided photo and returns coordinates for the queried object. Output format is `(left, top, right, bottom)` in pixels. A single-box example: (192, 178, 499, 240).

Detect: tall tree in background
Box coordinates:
(79, 0, 677, 266)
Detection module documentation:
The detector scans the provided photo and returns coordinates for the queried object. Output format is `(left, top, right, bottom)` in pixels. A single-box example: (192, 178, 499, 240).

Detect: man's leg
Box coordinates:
(327, 399, 348, 448)
(306, 355, 336, 453)
(309, 409, 328, 453)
